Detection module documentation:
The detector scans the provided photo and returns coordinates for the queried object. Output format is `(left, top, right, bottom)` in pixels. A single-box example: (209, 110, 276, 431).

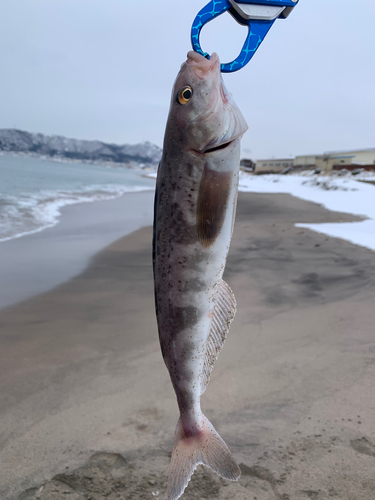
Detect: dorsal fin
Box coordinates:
(201, 279, 237, 395)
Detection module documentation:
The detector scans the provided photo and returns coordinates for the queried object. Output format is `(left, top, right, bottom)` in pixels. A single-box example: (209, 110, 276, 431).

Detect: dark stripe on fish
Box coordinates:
(196, 166, 232, 248)
(158, 305, 200, 358)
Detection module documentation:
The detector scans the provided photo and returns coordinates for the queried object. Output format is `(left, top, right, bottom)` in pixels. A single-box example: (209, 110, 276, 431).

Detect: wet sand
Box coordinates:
(0, 191, 154, 310)
(1, 192, 375, 500)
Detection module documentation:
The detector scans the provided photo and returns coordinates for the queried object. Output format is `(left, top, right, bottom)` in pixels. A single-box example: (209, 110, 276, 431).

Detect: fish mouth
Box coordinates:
(203, 139, 234, 154)
(186, 51, 220, 77)
(191, 139, 234, 155)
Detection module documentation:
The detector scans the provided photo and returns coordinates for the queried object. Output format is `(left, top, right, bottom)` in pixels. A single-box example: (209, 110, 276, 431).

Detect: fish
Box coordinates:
(152, 50, 248, 500)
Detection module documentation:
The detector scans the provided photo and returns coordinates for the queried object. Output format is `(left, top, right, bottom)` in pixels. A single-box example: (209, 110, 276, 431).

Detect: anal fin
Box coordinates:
(201, 279, 237, 394)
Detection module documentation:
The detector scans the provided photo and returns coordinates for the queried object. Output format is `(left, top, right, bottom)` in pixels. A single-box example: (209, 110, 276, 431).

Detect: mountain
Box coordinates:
(0, 129, 162, 168)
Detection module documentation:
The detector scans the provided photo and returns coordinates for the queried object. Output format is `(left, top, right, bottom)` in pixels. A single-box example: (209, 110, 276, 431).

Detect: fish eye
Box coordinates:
(177, 86, 193, 105)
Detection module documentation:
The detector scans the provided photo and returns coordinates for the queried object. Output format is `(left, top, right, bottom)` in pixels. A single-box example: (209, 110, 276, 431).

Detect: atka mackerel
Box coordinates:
(153, 51, 248, 500)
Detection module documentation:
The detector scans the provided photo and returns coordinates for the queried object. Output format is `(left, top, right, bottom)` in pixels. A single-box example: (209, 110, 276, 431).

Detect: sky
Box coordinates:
(0, 0, 374, 160)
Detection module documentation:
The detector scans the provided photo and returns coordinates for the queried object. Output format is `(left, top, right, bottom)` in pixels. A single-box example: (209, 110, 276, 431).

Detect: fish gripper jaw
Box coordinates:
(191, 0, 299, 73)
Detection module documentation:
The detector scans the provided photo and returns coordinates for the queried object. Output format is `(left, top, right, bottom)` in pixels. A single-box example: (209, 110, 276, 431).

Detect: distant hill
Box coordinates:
(0, 129, 162, 168)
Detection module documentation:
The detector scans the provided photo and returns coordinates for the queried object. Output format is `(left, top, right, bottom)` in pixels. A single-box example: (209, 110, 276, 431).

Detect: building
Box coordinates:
(293, 154, 318, 169)
(240, 158, 256, 172)
(294, 148, 375, 172)
(254, 158, 294, 174)
(244, 148, 375, 175)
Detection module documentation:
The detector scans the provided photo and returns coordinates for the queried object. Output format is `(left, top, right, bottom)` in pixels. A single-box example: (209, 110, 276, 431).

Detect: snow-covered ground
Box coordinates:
(239, 171, 375, 252)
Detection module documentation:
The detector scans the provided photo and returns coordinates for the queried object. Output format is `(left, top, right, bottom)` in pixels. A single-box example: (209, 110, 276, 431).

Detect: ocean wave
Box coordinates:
(0, 184, 154, 243)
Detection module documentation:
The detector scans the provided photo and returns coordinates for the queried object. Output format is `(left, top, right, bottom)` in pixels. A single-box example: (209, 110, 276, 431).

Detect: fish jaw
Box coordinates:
(165, 52, 248, 155)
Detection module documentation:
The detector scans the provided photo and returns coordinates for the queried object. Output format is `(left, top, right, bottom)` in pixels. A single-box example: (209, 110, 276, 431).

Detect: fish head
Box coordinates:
(165, 51, 248, 154)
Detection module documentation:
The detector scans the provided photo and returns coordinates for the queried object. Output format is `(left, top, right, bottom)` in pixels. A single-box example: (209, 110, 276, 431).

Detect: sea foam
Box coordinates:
(0, 184, 154, 242)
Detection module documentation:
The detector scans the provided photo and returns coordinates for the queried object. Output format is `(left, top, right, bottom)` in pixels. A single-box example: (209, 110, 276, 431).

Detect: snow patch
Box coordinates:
(238, 172, 375, 252)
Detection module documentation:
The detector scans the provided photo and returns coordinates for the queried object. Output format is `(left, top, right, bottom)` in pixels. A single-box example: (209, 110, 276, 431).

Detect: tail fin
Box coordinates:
(167, 414, 240, 500)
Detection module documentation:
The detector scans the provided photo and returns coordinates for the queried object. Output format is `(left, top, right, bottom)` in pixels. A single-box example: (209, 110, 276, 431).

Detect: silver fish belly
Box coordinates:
(153, 51, 248, 500)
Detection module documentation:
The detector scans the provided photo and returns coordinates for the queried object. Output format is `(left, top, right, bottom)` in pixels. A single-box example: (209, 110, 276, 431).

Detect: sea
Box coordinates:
(0, 153, 156, 242)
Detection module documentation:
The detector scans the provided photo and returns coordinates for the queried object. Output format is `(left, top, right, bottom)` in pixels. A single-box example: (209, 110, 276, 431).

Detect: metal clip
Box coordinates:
(191, 0, 299, 73)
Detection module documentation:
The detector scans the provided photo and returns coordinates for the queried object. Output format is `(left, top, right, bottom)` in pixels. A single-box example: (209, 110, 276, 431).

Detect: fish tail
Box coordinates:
(167, 414, 240, 500)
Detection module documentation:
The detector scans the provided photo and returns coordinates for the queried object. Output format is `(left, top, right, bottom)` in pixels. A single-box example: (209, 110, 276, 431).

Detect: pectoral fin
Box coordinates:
(196, 167, 232, 248)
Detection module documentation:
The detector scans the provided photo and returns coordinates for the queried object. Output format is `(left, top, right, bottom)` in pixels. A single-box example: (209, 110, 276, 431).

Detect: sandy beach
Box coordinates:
(1, 191, 375, 500)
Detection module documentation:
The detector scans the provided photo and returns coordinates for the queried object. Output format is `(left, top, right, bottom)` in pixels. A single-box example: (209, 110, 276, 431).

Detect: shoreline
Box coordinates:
(0, 152, 156, 244)
(0, 185, 154, 244)
(2, 168, 374, 311)
(0, 190, 155, 310)
(2, 192, 375, 499)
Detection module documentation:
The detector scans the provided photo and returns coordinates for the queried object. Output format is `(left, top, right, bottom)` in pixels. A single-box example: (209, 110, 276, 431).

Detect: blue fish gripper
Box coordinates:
(191, 0, 299, 73)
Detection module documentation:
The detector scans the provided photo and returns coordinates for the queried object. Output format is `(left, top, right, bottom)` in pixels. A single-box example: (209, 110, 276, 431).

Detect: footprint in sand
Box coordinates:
(351, 437, 375, 457)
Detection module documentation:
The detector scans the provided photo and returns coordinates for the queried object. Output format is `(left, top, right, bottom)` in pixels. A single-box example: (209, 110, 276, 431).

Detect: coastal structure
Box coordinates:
(246, 147, 375, 174)
(294, 148, 375, 171)
(254, 158, 294, 174)
(240, 158, 256, 172)
(293, 154, 318, 169)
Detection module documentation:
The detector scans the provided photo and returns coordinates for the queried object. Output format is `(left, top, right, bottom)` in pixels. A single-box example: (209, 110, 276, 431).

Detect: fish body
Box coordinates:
(153, 51, 248, 500)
